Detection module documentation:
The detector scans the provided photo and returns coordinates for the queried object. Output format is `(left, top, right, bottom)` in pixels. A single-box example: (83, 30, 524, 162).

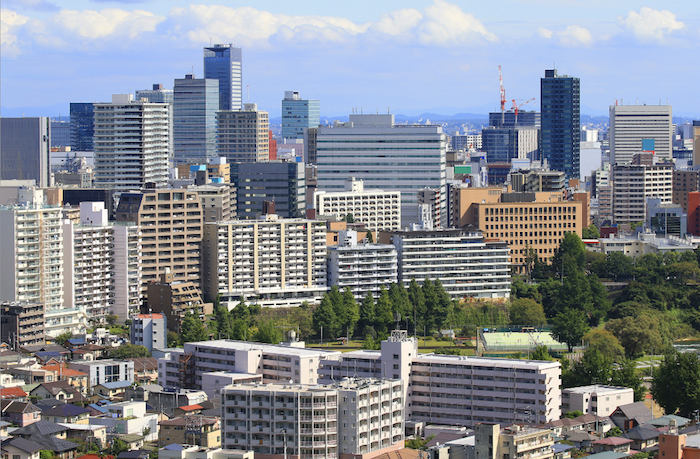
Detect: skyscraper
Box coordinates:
(541, 69, 580, 179)
(609, 105, 672, 165)
(204, 44, 242, 111)
(281, 91, 320, 140)
(70, 102, 94, 152)
(217, 103, 269, 163)
(173, 74, 219, 164)
(0, 117, 51, 187)
(136, 83, 174, 104)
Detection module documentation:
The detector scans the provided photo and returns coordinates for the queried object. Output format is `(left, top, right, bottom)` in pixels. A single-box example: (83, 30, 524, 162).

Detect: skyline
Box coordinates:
(2, 0, 699, 119)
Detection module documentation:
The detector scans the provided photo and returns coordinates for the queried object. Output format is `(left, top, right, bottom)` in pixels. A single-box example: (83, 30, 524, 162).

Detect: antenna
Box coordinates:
(247, 85, 249, 103)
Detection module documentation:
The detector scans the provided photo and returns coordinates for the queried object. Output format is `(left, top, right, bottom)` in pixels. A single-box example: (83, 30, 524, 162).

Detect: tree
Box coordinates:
(582, 329, 624, 362)
(552, 232, 587, 274)
(106, 314, 119, 326)
(552, 309, 590, 351)
(587, 273, 611, 326)
(254, 322, 283, 344)
(563, 410, 584, 419)
(374, 287, 394, 334)
(605, 315, 664, 359)
(344, 213, 354, 223)
(358, 291, 375, 335)
(54, 331, 73, 347)
(558, 256, 592, 313)
(562, 348, 613, 388)
(539, 278, 562, 318)
(582, 224, 600, 239)
(339, 287, 360, 338)
(388, 283, 410, 322)
(509, 298, 547, 326)
(432, 279, 453, 330)
(110, 439, 130, 457)
(167, 331, 181, 347)
(313, 294, 340, 339)
(231, 319, 248, 341)
(435, 347, 463, 356)
(605, 252, 634, 281)
(361, 335, 380, 350)
(531, 345, 552, 361)
(611, 359, 646, 402)
(407, 279, 426, 333)
(651, 351, 700, 417)
(111, 344, 151, 359)
(422, 278, 438, 331)
(365, 230, 374, 243)
(606, 427, 623, 438)
(511, 280, 542, 303)
(180, 314, 208, 343)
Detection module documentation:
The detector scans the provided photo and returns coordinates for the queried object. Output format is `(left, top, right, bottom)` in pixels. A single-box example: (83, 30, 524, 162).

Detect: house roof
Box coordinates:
(96, 381, 132, 390)
(115, 450, 149, 459)
(583, 452, 628, 459)
(67, 338, 86, 346)
(32, 380, 83, 399)
(424, 433, 467, 448)
(159, 416, 219, 427)
(12, 420, 70, 436)
(40, 364, 88, 377)
(4, 437, 44, 453)
(20, 345, 68, 354)
(645, 415, 691, 427)
(623, 426, 661, 441)
(81, 344, 105, 351)
(370, 448, 420, 459)
(36, 398, 66, 410)
(611, 402, 653, 424)
(565, 432, 600, 442)
(88, 403, 109, 414)
(553, 444, 575, 454)
(177, 404, 203, 411)
(0, 387, 27, 399)
(77, 455, 114, 459)
(127, 357, 158, 371)
(1, 400, 40, 414)
(592, 437, 633, 446)
(29, 434, 79, 452)
(41, 403, 91, 417)
(162, 444, 185, 451)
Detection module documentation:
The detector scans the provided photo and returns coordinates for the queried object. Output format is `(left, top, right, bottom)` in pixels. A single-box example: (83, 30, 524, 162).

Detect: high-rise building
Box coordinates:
(672, 170, 700, 213)
(316, 114, 447, 226)
(609, 105, 673, 165)
(481, 126, 539, 163)
(541, 69, 580, 179)
(70, 103, 94, 152)
(204, 44, 242, 111)
(216, 103, 269, 162)
(281, 91, 320, 140)
(0, 301, 44, 349)
(173, 74, 219, 164)
(231, 161, 306, 219)
(135, 84, 174, 104)
(693, 121, 700, 166)
(611, 157, 673, 225)
(50, 120, 71, 148)
(0, 117, 51, 187)
(93, 94, 170, 191)
(488, 111, 541, 128)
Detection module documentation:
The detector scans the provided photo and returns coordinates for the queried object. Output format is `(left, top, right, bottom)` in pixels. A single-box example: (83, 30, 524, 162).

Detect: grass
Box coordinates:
(306, 336, 475, 355)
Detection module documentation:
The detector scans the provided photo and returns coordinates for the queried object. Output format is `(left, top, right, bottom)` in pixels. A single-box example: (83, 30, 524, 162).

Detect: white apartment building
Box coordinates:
(131, 313, 167, 352)
(315, 178, 401, 231)
(316, 114, 447, 226)
(202, 215, 327, 308)
(611, 162, 672, 225)
(562, 385, 634, 417)
(609, 105, 673, 165)
(389, 228, 511, 299)
(327, 230, 398, 301)
(160, 445, 253, 459)
(220, 379, 404, 459)
(62, 202, 141, 326)
(70, 359, 135, 386)
(0, 203, 66, 338)
(93, 94, 170, 190)
(597, 232, 696, 258)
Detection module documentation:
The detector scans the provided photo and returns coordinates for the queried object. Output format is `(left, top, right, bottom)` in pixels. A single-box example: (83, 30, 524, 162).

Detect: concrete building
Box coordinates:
(475, 424, 554, 459)
(315, 178, 402, 231)
(0, 301, 44, 349)
(50, 120, 71, 148)
(510, 167, 566, 193)
(316, 114, 447, 226)
(159, 416, 221, 447)
(89, 400, 158, 442)
(145, 271, 213, 333)
(204, 44, 242, 112)
(647, 198, 686, 237)
(217, 103, 269, 163)
(160, 446, 253, 459)
(597, 231, 697, 258)
(388, 227, 511, 299)
(609, 105, 673, 165)
(0, 117, 51, 187)
(174, 74, 219, 164)
(672, 170, 700, 214)
(202, 214, 327, 308)
(658, 429, 700, 459)
(69, 360, 135, 386)
(136, 83, 174, 104)
(220, 379, 404, 459)
(188, 183, 235, 223)
(93, 94, 170, 191)
(327, 230, 398, 301)
(541, 69, 580, 179)
(130, 313, 167, 352)
(611, 159, 673, 225)
(481, 126, 539, 163)
(281, 91, 320, 140)
(562, 385, 635, 417)
(231, 161, 306, 219)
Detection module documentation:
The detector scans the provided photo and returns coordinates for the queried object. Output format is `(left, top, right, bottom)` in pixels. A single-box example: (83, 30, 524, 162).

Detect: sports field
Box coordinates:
(482, 331, 567, 352)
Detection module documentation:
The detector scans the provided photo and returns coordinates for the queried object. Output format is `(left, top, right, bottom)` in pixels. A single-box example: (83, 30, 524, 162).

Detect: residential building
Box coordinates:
(115, 188, 203, 290)
(0, 117, 51, 187)
(40, 404, 91, 424)
(281, 91, 320, 140)
(609, 105, 673, 165)
(672, 170, 700, 213)
(127, 357, 159, 385)
(417, 187, 444, 229)
(69, 103, 94, 152)
(176, 157, 231, 184)
(647, 198, 686, 237)
(1, 437, 44, 459)
(658, 429, 700, 459)
(39, 363, 88, 394)
(475, 424, 554, 459)
(0, 301, 44, 349)
(158, 416, 221, 447)
(561, 385, 635, 417)
(136, 84, 174, 104)
(327, 230, 398, 301)
(202, 214, 327, 308)
(188, 183, 234, 223)
(123, 386, 207, 417)
(597, 232, 696, 258)
(541, 69, 580, 179)
(130, 314, 167, 352)
(200, 372, 262, 400)
(220, 379, 404, 459)
(694, 121, 700, 167)
(216, 103, 269, 162)
(231, 161, 306, 219)
(621, 426, 661, 452)
(590, 438, 632, 455)
(611, 159, 672, 225)
(93, 94, 170, 190)
(315, 178, 402, 231)
(69, 360, 135, 386)
(387, 227, 511, 299)
(173, 74, 219, 164)
(0, 401, 41, 427)
(204, 44, 242, 112)
(609, 402, 653, 432)
(89, 401, 158, 442)
(316, 114, 447, 226)
(159, 446, 253, 459)
(145, 271, 212, 333)
(93, 381, 132, 398)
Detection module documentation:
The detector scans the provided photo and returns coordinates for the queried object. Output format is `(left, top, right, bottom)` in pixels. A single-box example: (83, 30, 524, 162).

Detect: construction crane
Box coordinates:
(499, 65, 506, 125)
(510, 98, 536, 125)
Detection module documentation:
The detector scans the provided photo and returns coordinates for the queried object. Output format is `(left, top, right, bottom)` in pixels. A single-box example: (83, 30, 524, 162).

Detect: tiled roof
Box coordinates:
(0, 387, 27, 399)
(5, 437, 44, 453)
(40, 403, 91, 417)
(12, 420, 69, 436)
(593, 437, 633, 446)
(177, 404, 203, 411)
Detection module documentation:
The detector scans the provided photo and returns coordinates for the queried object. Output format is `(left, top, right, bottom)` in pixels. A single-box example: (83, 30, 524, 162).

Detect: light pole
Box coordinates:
(281, 428, 287, 459)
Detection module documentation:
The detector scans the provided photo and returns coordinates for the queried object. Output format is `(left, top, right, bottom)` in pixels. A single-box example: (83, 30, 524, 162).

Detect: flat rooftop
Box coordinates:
(564, 385, 632, 394)
(187, 339, 340, 358)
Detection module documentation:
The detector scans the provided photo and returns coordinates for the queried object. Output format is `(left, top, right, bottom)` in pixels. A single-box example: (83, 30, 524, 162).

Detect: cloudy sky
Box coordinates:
(1, 0, 698, 118)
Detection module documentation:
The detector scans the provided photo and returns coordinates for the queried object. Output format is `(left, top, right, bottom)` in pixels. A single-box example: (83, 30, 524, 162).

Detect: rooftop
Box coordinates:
(564, 385, 632, 395)
(186, 339, 339, 358)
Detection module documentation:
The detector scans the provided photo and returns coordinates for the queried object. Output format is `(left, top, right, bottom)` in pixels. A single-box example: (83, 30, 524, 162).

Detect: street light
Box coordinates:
(281, 428, 288, 459)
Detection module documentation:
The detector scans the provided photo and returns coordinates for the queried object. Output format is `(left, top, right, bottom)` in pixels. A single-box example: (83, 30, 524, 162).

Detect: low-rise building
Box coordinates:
(123, 386, 207, 417)
(561, 385, 634, 417)
(159, 445, 253, 459)
(1, 437, 44, 459)
(475, 423, 554, 459)
(69, 360, 135, 387)
(88, 401, 158, 442)
(0, 400, 41, 427)
(130, 314, 167, 352)
(598, 232, 697, 258)
(158, 416, 221, 447)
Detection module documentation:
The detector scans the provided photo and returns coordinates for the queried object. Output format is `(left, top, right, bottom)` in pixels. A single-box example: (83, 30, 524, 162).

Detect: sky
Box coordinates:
(2, 0, 699, 119)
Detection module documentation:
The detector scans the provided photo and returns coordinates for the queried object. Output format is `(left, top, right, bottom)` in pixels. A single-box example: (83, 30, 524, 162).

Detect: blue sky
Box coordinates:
(2, 0, 699, 118)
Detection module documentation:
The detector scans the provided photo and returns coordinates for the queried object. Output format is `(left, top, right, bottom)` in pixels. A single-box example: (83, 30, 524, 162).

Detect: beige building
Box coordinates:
(146, 271, 213, 333)
(159, 416, 221, 447)
(611, 161, 672, 225)
(177, 157, 231, 184)
(452, 187, 583, 273)
(475, 424, 554, 459)
(188, 183, 235, 223)
(217, 103, 269, 163)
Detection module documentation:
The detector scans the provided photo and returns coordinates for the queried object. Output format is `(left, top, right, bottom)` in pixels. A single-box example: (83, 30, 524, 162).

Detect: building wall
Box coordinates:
(1, 118, 51, 187)
(541, 70, 580, 179)
(609, 105, 673, 165)
(561, 386, 634, 417)
(327, 243, 398, 301)
(612, 163, 673, 225)
(282, 92, 320, 140)
(131, 314, 167, 352)
(315, 190, 401, 231)
(672, 170, 699, 213)
(217, 106, 270, 162)
(174, 75, 219, 164)
(232, 162, 306, 219)
(204, 44, 242, 112)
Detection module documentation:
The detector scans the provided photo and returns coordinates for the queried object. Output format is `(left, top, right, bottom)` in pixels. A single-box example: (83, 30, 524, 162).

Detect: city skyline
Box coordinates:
(1, 0, 699, 119)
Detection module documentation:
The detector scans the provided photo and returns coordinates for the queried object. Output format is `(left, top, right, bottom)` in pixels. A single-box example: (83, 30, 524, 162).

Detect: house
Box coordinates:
(591, 437, 633, 454)
(0, 386, 27, 401)
(552, 443, 574, 459)
(622, 425, 661, 452)
(20, 345, 69, 358)
(58, 423, 108, 450)
(172, 404, 204, 416)
(610, 402, 654, 431)
(40, 363, 89, 394)
(40, 403, 91, 424)
(158, 416, 221, 447)
(76, 455, 113, 459)
(28, 436, 78, 459)
(645, 415, 691, 429)
(88, 401, 159, 442)
(0, 400, 41, 427)
(30, 381, 84, 402)
(582, 452, 629, 459)
(127, 358, 159, 385)
(564, 431, 600, 450)
(11, 420, 69, 439)
(1, 437, 43, 459)
(94, 381, 132, 398)
(116, 434, 144, 450)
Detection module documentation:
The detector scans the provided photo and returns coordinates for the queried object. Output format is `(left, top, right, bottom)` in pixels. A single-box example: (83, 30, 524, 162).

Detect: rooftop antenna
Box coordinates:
(247, 85, 249, 103)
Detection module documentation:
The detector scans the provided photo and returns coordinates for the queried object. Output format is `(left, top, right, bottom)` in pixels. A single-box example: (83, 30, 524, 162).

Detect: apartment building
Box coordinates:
(70, 359, 135, 386)
(0, 301, 44, 349)
(116, 188, 203, 290)
(611, 160, 672, 225)
(217, 103, 269, 163)
(475, 424, 554, 459)
(562, 385, 634, 417)
(130, 313, 167, 352)
(387, 227, 511, 299)
(672, 170, 700, 214)
(202, 214, 327, 308)
(315, 178, 401, 231)
(187, 184, 235, 223)
(220, 379, 403, 459)
(160, 446, 252, 459)
(327, 230, 398, 302)
(146, 271, 213, 333)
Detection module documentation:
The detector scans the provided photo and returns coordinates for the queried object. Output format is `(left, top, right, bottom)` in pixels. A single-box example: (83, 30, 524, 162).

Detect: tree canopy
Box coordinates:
(651, 351, 700, 417)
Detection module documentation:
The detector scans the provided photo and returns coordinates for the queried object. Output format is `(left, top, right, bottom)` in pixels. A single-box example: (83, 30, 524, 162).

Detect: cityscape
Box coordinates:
(1, 3, 700, 459)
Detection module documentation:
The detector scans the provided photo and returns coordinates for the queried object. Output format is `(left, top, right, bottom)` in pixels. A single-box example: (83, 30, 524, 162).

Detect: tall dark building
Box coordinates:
(231, 161, 306, 219)
(204, 44, 242, 111)
(70, 103, 94, 152)
(0, 117, 50, 187)
(540, 69, 580, 179)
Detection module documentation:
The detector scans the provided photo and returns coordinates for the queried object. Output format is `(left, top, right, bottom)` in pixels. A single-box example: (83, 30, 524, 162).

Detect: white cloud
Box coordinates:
(0, 9, 29, 57)
(618, 7, 684, 42)
(536, 24, 593, 47)
(536, 27, 553, 39)
(417, 0, 498, 45)
(369, 8, 423, 37)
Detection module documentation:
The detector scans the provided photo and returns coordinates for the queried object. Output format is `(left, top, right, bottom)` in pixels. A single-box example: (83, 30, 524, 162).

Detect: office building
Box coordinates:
(177, 157, 231, 184)
(327, 230, 398, 301)
(281, 91, 320, 140)
(174, 74, 219, 164)
(562, 385, 634, 417)
(216, 103, 269, 162)
(609, 105, 673, 165)
(316, 114, 447, 226)
(188, 183, 235, 223)
(0, 301, 44, 349)
(146, 271, 212, 333)
(231, 161, 306, 219)
(315, 177, 401, 231)
(131, 313, 167, 352)
(304, 127, 318, 164)
(70, 103, 94, 152)
(693, 121, 700, 166)
(115, 188, 203, 290)
(489, 111, 541, 128)
(204, 44, 242, 111)
(475, 424, 554, 459)
(672, 170, 700, 213)
(646, 198, 685, 237)
(510, 166, 566, 193)
(481, 125, 538, 163)
(451, 133, 482, 151)
(0, 117, 51, 187)
(136, 83, 174, 104)
(202, 214, 327, 308)
(387, 227, 511, 299)
(93, 94, 170, 190)
(541, 69, 580, 179)
(50, 120, 71, 148)
(612, 159, 673, 225)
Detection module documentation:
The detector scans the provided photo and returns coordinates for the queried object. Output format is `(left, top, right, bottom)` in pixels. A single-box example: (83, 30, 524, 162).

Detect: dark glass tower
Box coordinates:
(70, 102, 94, 152)
(540, 69, 580, 179)
(204, 44, 242, 111)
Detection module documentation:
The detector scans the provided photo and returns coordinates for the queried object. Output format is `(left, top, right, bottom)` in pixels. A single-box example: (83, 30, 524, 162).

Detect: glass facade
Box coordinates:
(173, 75, 219, 164)
(231, 161, 306, 219)
(204, 44, 242, 111)
(281, 94, 320, 140)
(70, 102, 94, 152)
(540, 69, 580, 179)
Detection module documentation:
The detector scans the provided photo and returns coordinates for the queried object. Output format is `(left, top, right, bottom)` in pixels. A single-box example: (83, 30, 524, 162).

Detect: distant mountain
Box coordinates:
(1, 103, 70, 118)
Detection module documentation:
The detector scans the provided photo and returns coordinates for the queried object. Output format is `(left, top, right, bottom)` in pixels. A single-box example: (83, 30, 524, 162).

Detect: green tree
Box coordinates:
(605, 315, 664, 359)
(511, 280, 542, 303)
(339, 287, 360, 338)
(54, 331, 73, 347)
(531, 345, 552, 361)
(563, 410, 584, 419)
(231, 301, 251, 321)
(552, 308, 590, 351)
(552, 232, 587, 274)
(361, 335, 380, 350)
(375, 287, 394, 334)
(605, 252, 634, 281)
(588, 273, 611, 326)
(651, 351, 700, 417)
(509, 298, 547, 326)
(606, 427, 623, 438)
(388, 283, 410, 322)
(407, 279, 426, 333)
(111, 344, 151, 359)
(344, 213, 354, 223)
(180, 314, 209, 343)
(365, 230, 374, 243)
(562, 348, 613, 387)
(358, 291, 375, 334)
(582, 224, 600, 239)
(254, 322, 283, 344)
(432, 279, 453, 330)
(539, 278, 562, 318)
(231, 318, 248, 340)
(435, 347, 463, 355)
(211, 305, 234, 338)
(106, 314, 118, 326)
(611, 359, 646, 402)
(313, 294, 340, 339)
(422, 278, 438, 331)
(110, 439, 130, 457)
(558, 255, 592, 313)
(582, 329, 625, 362)
(167, 331, 181, 347)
